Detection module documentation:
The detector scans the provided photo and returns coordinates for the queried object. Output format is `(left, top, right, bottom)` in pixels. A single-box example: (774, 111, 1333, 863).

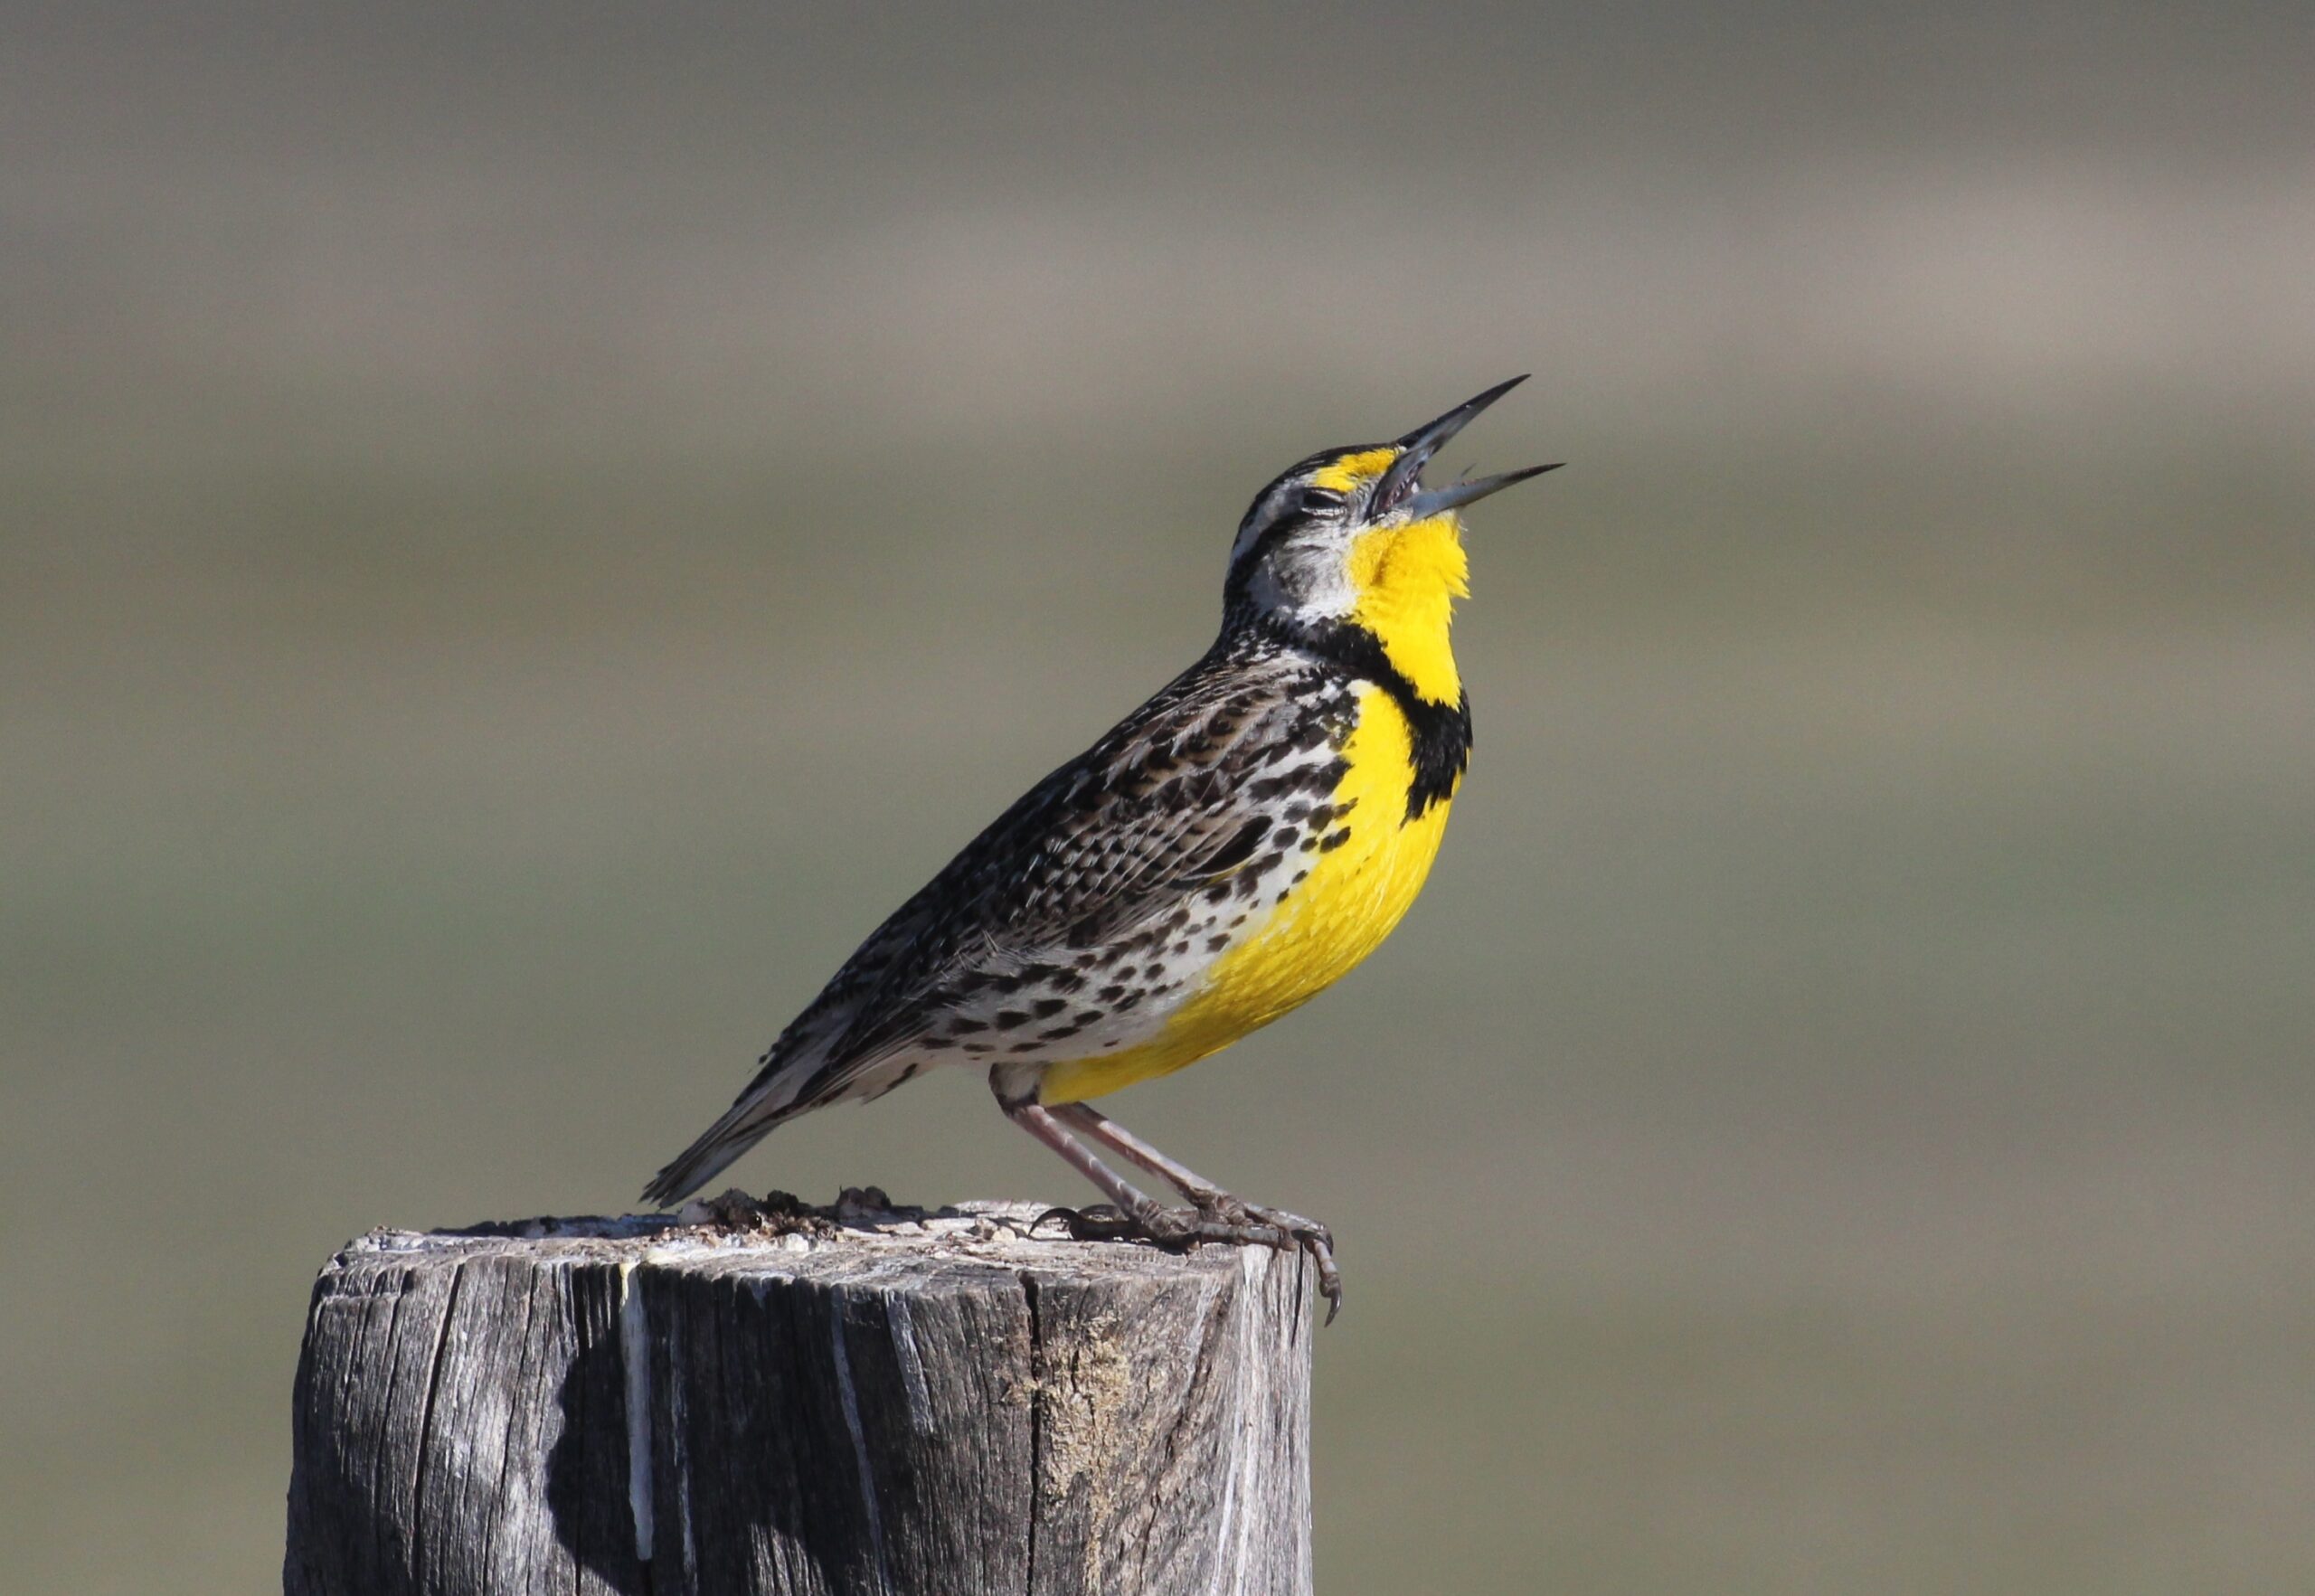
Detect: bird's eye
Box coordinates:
(1298, 486, 1346, 515)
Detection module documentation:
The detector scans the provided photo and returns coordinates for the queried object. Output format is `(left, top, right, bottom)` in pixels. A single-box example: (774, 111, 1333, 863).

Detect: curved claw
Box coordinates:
(1307, 1242, 1345, 1324)
(1032, 1204, 1139, 1242)
(1204, 1197, 1342, 1323)
(1174, 1195, 1342, 1322)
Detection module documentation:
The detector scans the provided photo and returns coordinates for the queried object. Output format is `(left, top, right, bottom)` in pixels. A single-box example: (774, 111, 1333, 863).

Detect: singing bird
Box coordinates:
(644, 379, 1555, 1317)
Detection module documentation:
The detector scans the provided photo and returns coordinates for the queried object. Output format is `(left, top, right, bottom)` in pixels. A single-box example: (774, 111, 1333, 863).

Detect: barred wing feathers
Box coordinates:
(641, 641, 1337, 1205)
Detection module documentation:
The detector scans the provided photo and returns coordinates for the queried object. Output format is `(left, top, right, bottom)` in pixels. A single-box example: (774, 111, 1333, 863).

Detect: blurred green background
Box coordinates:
(5, 4, 2311, 1591)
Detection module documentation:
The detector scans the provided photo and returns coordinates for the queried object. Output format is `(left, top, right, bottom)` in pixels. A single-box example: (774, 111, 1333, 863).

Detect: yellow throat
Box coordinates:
(1346, 511, 1469, 704)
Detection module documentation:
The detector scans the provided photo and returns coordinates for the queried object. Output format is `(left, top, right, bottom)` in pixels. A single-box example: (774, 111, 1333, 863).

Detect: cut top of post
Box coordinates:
(345, 1196, 1307, 1304)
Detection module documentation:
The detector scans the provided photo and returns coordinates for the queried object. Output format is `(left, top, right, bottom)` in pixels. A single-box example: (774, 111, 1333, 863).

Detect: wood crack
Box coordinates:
(1020, 1269, 1044, 1596)
(406, 1256, 468, 1582)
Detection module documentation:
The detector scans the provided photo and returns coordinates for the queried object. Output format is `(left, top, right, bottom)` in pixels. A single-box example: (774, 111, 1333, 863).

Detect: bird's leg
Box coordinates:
(999, 1099, 1292, 1251)
(1000, 1099, 1158, 1236)
(1053, 1102, 1342, 1321)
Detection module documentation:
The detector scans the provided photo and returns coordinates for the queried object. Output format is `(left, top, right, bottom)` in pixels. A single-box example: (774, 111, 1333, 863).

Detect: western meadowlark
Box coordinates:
(644, 378, 1554, 1317)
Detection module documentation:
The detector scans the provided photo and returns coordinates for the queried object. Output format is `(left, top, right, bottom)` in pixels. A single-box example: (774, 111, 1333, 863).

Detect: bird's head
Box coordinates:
(1222, 377, 1556, 698)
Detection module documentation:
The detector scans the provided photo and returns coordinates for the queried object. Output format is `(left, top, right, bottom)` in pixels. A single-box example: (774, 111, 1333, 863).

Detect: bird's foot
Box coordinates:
(1035, 1196, 1343, 1323)
(1035, 1200, 1289, 1249)
(1190, 1193, 1343, 1323)
(1031, 1203, 1139, 1241)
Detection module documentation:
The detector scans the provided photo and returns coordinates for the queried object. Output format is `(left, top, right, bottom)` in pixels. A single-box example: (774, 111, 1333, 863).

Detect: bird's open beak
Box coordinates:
(1370, 374, 1561, 521)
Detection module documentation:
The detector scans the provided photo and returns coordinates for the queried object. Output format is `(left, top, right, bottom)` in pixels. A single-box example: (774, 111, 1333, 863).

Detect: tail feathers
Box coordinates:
(643, 1031, 921, 1208)
(641, 1089, 804, 1209)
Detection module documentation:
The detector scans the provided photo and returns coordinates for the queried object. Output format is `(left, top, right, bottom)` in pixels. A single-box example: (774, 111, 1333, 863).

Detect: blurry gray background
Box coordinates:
(5, 4, 2311, 1591)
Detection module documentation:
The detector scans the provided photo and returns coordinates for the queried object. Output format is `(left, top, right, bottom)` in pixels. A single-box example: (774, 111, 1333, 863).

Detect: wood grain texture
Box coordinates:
(285, 1201, 1315, 1596)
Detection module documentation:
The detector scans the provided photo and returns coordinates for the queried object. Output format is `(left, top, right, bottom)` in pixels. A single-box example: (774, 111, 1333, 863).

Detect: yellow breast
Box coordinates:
(1038, 684, 1457, 1104)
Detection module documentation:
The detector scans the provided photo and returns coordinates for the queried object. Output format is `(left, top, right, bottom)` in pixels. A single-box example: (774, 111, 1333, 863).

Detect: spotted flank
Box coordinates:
(640, 635, 1392, 1202)
(642, 377, 1557, 1321)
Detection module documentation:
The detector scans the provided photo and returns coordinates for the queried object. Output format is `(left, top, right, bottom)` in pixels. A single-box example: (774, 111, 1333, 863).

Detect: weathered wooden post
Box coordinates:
(285, 1195, 1316, 1596)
